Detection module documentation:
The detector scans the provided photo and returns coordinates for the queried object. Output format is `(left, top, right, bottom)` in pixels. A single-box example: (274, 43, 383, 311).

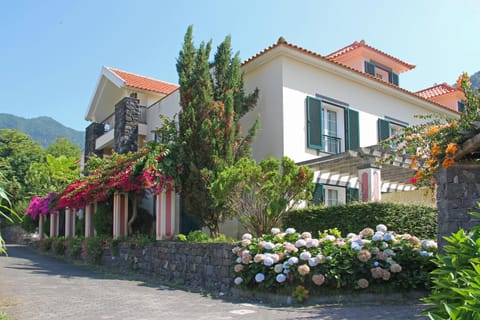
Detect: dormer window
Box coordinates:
(364, 61, 399, 86)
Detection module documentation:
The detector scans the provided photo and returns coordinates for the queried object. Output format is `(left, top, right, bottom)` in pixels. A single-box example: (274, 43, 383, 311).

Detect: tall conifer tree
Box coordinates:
(176, 26, 259, 235)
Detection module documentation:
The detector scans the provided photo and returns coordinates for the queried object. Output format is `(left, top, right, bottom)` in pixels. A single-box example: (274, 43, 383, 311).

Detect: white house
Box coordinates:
(84, 38, 464, 236)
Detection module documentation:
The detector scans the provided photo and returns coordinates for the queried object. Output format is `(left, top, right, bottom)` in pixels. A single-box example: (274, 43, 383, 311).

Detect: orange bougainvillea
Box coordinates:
(445, 143, 458, 155)
(430, 143, 441, 157)
(442, 158, 455, 169)
(381, 73, 480, 187)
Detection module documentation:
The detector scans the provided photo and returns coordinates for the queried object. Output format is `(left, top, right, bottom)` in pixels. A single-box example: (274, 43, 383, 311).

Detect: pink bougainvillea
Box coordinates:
(53, 144, 177, 210)
(25, 192, 57, 219)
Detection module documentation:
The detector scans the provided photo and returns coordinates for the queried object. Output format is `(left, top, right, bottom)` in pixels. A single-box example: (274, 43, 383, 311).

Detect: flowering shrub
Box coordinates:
(25, 192, 57, 219)
(56, 143, 178, 210)
(381, 73, 480, 187)
(232, 225, 437, 296)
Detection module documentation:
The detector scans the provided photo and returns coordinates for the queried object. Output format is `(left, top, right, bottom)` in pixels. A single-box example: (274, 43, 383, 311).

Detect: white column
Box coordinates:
(113, 193, 120, 239)
(39, 215, 45, 239)
(50, 211, 59, 237)
(85, 203, 93, 237)
(358, 167, 382, 202)
(156, 183, 176, 240)
(113, 193, 128, 239)
(65, 207, 75, 238)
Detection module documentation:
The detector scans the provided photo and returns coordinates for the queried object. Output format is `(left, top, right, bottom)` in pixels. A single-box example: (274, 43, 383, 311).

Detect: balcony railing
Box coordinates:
(139, 106, 147, 124)
(323, 135, 342, 154)
(101, 113, 115, 132)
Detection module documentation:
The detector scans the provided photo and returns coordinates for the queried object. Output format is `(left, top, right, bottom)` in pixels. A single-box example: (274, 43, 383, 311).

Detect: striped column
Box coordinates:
(113, 193, 128, 239)
(39, 215, 45, 240)
(65, 208, 76, 238)
(156, 183, 176, 240)
(358, 167, 382, 202)
(84, 203, 95, 237)
(50, 211, 59, 237)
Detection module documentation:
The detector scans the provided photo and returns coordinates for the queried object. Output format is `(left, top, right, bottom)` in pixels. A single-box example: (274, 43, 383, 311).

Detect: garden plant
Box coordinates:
(232, 225, 437, 302)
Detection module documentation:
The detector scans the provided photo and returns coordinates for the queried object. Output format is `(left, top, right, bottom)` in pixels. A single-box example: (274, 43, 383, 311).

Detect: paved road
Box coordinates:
(0, 245, 428, 320)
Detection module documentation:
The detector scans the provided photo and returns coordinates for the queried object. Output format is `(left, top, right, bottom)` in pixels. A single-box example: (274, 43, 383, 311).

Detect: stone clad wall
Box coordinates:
(114, 95, 140, 154)
(436, 164, 480, 248)
(102, 242, 235, 293)
(84, 122, 105, 159)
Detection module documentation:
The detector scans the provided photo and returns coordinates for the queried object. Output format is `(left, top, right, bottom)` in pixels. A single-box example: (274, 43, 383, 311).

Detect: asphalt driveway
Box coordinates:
(0, 245, 428, 320)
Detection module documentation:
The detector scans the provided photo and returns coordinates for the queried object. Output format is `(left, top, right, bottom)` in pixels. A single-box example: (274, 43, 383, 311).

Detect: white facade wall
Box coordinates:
(244, 53, 456, 163)
(242, 59, 285, 161)
(146, 90, 180, 142)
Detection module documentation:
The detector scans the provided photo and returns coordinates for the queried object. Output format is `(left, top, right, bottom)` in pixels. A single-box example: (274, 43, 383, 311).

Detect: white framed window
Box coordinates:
(323, 103, 344, 154)
(326, 189, 338, 206)
(324, 185, 346, 207)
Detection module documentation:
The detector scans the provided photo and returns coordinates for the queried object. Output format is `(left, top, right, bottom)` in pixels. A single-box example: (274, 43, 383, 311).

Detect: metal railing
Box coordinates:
(323, 135, 342, 154)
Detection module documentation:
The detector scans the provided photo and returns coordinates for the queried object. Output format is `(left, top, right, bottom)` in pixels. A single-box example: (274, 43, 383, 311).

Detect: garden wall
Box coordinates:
(102, 242, 235, 293)
(437, 164, 480, 249)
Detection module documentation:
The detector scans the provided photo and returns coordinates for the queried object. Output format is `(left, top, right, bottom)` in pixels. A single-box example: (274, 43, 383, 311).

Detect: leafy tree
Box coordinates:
(210, 157, 313, 236)
(0, 172, 22, 255)
(26, 154, 80, 195)
(0, 129, 45, 210)
(47, 137, 81, 158)
(175, 26, 259, 236)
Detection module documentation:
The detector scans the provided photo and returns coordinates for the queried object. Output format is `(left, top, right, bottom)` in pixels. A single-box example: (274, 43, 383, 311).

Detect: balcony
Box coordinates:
(95, 113, 115, 150)
(323, 135, 342, 154)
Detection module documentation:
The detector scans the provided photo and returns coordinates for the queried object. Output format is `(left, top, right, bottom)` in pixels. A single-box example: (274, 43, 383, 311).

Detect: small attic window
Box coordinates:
(365, 61, 399, 86)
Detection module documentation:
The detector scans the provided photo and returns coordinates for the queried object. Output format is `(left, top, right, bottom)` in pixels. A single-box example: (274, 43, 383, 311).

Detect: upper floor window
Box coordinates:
(365, 61, 399, 86)
(378, 118, 407, 142)
(306, 96, 360, 154)
(458, 101, 466, 113)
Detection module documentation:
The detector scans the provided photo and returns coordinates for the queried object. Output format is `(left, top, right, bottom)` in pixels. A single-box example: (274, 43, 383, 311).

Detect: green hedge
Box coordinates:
(283, 202, 437, 239)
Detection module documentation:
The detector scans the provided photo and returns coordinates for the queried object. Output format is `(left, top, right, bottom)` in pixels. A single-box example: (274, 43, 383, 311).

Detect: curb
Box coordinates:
(230, 287, 429, 306)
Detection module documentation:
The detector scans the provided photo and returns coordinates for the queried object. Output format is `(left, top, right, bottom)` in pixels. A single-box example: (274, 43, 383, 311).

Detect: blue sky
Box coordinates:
(1, 0, 479, 131)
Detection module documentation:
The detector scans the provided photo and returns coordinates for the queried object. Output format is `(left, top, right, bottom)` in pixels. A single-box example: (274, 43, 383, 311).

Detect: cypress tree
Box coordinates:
(176, 26, 259, 236)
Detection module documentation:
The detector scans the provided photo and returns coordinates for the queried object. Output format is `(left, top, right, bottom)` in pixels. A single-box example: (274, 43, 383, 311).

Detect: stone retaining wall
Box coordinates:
(102, 241, 235, 293)
(437, 164, 480, 249)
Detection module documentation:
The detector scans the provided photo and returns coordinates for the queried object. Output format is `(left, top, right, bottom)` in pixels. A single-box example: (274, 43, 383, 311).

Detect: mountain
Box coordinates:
(0, 113, 84, 149)
(470, 70, 480, 89)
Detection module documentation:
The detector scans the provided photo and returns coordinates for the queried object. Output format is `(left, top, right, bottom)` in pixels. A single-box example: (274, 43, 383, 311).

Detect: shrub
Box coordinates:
(211, 157, 313, 236)
(176, 230, 235, 243)
(21, 214, 37, 233)
(284, 202, 437, 240)
(42, 237, 53, 251)
(66, 237, 84, 259)
(232, 225, 437, 297)
(93, 204, 113, 237)
(422, 211, 480, 319)
(85, 237, 106, 264)
(53, 237, 66, 255)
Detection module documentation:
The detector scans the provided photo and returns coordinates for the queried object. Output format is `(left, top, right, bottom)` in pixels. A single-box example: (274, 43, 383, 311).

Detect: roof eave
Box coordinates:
(85, 66, 126, 122)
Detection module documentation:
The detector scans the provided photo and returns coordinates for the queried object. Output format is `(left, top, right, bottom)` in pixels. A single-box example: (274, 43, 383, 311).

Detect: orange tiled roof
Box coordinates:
(326, 40, 415, 70)
(415, 83, 460, 99)
(107, 67, 178, 95)
(242, 38, 458, 115)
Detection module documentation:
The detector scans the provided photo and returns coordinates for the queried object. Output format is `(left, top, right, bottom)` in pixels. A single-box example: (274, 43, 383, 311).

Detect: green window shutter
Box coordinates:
(364, 61, 375, 76)
(345, 109, 360, 150)
(346, 187, 359, 204)
(377, 118, 391, 142)
(458, 101, 466, 113)
(390, 72, 399, 86)
(307, 96, 323, 149)
(312, 183, 324, 206)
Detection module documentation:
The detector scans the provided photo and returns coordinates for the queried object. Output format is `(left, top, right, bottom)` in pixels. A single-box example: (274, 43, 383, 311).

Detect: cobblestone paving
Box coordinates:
(0, 245, 428, 320)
